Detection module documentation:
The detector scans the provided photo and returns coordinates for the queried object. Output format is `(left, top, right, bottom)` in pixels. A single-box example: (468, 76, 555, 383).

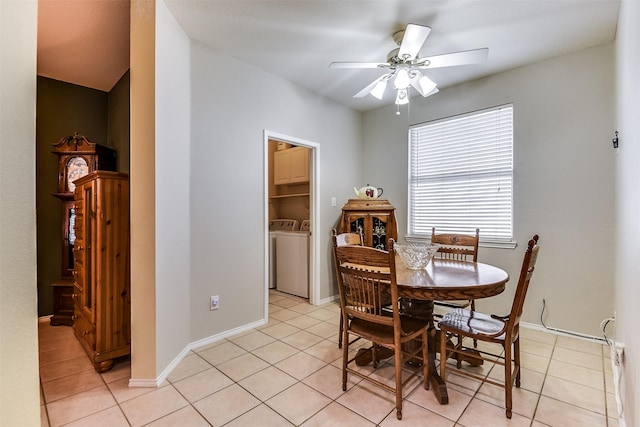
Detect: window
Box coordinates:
(408, 104, 513, 244)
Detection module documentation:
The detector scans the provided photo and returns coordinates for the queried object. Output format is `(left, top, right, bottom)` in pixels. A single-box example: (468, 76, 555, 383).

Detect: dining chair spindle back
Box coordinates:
(431, 227, 481, 354)
(333, 239, 430, 420)
(333, 228, 364, 349)
(438, 234, 541, 419)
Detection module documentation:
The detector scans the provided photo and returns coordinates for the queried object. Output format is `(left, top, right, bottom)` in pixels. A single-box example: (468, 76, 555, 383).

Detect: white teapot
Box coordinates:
(354, 184, 384, 199)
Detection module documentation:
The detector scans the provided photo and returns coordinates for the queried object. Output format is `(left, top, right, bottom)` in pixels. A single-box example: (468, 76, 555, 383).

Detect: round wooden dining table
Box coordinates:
(394, 257, 509, 404)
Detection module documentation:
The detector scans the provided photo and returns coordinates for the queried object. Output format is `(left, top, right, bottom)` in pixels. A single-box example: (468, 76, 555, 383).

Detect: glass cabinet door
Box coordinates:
(347, 214, 390, 250)
(371, 215, 389, 250)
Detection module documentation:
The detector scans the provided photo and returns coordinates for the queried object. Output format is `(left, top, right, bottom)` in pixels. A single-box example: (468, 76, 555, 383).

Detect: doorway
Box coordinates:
(263, 130, 319, 315)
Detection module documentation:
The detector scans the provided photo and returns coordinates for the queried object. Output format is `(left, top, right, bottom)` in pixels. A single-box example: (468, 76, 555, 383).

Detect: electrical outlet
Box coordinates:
(210, 295, 220, 311)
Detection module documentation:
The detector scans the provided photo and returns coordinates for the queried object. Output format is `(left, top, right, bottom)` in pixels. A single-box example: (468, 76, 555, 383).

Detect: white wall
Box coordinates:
(0, 1, 40, 425)
(187, 41, 362, 341)
(155, 0, 192, 374)
(363, 43, 616, 337)
(615, 1, 640, 425)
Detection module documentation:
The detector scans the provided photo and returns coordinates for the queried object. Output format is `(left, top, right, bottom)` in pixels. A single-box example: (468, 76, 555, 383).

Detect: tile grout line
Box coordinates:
(187, 315, 373, 426)
(39, 295, 611, 427)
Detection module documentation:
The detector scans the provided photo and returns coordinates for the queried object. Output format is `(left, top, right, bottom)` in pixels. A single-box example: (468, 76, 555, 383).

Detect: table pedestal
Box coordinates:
(399, 299, 450, 404)
(352, 297, 486, 405)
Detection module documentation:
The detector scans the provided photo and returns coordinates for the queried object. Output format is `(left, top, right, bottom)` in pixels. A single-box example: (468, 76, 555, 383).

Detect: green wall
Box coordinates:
(36, 74, 130, 316)
(109, 71, 131, 173)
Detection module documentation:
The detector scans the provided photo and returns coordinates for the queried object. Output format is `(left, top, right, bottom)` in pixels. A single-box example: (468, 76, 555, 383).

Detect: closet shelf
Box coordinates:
(270, 193, 309, 199)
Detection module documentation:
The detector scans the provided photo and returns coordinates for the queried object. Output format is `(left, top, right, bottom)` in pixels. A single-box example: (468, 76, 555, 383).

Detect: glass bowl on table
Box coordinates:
(394, 242, 440, 269)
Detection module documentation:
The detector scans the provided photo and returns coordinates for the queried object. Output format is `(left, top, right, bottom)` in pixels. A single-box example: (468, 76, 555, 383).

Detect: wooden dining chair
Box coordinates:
(431, 227, 480, 311)
(334, 239, 429, 420)
(431, 227, 480, 353)
(332, 228, 364, 349)
(439, 234, 540, 419)
(334, 228, 364, 247)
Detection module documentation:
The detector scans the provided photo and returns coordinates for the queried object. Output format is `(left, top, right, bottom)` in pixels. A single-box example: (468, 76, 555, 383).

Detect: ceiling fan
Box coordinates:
(329, 24, 488, 108)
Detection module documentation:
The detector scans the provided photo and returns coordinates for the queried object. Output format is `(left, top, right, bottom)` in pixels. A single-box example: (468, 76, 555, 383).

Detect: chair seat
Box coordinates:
(439, 308, 507, 340)
(350, 315, 430, 346)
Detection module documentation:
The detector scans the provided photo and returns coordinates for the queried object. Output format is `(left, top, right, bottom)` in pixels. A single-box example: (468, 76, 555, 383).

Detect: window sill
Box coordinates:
(404, 235, 517, 250)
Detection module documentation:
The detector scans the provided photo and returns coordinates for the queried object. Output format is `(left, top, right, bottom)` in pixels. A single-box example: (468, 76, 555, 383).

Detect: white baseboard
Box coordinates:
(129, 318, 267, 388)
(128, 378, 162, 388)
(520, 321, 606, 343)
(317, 294, 339, 306)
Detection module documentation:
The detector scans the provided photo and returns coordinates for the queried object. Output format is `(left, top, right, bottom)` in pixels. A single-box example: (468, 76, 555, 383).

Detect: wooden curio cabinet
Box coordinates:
(50, 133, 116, 326)
(339, 199, 398, 250)
(72, 171, 130, 372)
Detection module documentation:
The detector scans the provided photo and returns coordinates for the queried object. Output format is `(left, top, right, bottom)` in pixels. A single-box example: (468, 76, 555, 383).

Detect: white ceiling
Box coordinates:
(37, 0, 619, 111)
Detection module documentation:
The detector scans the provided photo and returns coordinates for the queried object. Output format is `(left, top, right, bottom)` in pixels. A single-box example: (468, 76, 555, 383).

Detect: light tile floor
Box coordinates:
(39, 290, 618, 426)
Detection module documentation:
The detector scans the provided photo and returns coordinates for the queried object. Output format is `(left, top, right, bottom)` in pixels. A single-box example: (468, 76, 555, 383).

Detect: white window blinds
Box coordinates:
(408, 104, 513, 242)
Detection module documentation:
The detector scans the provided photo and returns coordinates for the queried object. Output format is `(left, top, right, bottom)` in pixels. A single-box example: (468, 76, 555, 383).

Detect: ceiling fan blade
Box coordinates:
(398, 24, 431, 60)
(329, 62, 387, 69)
(419, 48, 489, 69)
(353, 73, 392, 98)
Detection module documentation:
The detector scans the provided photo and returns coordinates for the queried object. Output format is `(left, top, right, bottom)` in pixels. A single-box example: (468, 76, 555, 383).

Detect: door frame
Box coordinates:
(263, 130, 320, 313)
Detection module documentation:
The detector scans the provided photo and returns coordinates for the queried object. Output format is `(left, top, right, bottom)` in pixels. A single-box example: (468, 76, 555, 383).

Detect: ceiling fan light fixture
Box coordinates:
(417, 74, 437, 95)
(370, 79, 388, 99)
(330, 23, 488, 112)
(393, 68, 411, 89)
(395, 89, 409, 105)
(424, 87, 439, 98)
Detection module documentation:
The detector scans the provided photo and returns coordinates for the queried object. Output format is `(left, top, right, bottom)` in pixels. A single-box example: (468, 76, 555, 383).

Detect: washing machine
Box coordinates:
(269, 219, 298, 289)
(276, 220, 310, 298)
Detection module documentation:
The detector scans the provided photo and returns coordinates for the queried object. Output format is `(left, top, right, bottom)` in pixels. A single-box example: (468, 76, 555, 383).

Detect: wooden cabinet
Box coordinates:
(274, 146, 309, 185)
(339, 199, 398, 250)
(72, 171, 130, 372)
(51, 278, 75, 325)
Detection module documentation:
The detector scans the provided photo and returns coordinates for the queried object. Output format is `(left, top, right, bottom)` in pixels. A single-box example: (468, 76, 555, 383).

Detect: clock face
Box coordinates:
(66, 157, 89, 192)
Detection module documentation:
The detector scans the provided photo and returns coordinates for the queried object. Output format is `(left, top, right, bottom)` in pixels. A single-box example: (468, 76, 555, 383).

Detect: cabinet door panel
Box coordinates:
(370, 214, 391, 250)
(347, 216, 365, 236)
(72, 171, 130, 372)
(273, 150, 291, 185)
(289, 147, 309, 183)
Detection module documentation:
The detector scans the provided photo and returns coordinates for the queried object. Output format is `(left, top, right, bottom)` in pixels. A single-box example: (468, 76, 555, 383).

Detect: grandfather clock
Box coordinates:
(49, 133, 116, 326)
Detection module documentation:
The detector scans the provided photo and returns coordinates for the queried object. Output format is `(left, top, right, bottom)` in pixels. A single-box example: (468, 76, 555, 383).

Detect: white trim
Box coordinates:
(479, 241, 518, 250)
(190, 318, 267, 350)
(154, 345, 192, 386)
(128, 378, 162, 388)
(263, 130, 320, 309)
(128, 318, 267, 388)
(405, 234, 517, 250)
(520, 321, 606, 343)
(317, 294, 339, 306)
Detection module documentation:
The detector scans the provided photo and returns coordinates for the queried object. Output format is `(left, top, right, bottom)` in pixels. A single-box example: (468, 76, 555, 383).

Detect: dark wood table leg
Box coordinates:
(426, 325, 449, 404)
(400, 298, 449, 404)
